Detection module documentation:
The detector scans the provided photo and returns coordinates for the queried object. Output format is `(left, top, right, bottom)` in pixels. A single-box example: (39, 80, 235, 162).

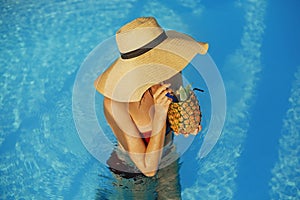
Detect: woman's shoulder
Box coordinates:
(103, 97, 130, 118)
(103, 96, 111, 107)
(104, 97, 125, 109)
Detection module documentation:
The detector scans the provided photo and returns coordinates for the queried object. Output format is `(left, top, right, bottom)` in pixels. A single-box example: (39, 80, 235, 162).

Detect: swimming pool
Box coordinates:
(1, 0, 299, 199)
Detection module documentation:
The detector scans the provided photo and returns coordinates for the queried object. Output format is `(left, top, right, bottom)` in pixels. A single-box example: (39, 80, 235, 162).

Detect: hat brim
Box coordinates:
(94, 30, 208, 102)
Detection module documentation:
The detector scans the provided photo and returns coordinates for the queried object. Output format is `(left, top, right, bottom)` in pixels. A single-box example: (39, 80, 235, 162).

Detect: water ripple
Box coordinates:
(269, 66, 300, 200)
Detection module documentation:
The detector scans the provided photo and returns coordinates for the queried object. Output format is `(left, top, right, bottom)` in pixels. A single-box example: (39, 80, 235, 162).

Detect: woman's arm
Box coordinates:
(103, 85, 172, 177)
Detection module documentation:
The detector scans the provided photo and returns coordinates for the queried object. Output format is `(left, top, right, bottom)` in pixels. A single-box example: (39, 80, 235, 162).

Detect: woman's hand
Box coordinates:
(152, 83, 173, 116)
(190, 125, 202, 135)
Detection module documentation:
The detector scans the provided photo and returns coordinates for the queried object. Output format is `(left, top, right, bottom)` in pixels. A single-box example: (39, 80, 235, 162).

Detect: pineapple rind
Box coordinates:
(167, 90, 201, 135)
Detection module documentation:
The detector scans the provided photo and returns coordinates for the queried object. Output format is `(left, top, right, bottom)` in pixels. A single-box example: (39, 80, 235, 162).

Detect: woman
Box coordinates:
(94, 17, 208, 198)
(104, 81, 180, 175)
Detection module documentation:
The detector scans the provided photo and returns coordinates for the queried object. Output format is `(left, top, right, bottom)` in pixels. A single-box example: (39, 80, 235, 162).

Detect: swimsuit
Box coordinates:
(141, 131, 152, 144)
(140, 123, 172, 145)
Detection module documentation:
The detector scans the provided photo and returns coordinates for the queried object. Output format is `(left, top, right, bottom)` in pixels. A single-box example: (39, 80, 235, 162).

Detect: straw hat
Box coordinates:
(94, 17, 208, 102)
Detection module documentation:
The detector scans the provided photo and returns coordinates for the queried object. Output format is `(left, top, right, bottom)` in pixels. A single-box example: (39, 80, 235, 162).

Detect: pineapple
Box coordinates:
(167, 85, 202, 136)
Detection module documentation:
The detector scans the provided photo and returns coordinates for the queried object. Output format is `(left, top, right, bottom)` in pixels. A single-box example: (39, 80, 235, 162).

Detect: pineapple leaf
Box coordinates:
(184, 84, 192, 95)
(176, 85, 193, 101)
(176, 86, 187, 101)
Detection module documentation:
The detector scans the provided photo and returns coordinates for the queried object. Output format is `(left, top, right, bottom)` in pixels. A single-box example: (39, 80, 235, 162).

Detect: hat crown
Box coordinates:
(116, 17, 164, 53)
(117, 17, 160, 32)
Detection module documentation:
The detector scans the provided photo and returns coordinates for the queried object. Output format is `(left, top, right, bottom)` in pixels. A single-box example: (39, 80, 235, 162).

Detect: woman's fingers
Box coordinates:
(158, 91, 172, 102)
(153, 84, 173, 104)
(190, 125, 202, 135)
(153, 84, 171, 99)
(152, 84, 173, 116)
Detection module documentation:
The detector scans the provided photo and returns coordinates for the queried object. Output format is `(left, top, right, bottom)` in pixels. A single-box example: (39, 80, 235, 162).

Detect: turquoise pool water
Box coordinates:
(1, 0, 299, 199)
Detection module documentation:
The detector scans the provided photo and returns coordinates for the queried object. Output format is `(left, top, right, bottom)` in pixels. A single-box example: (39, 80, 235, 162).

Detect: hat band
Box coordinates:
(120, 31, 167, 59)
